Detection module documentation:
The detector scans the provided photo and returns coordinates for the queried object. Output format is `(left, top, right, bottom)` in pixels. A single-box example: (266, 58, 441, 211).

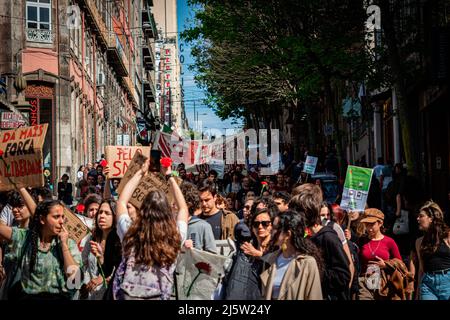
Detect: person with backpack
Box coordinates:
(0, 188, 82, 300)
(112, 158, 189, 300)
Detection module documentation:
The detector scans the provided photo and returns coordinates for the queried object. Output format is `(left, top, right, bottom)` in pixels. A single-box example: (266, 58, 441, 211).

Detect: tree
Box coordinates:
(183, 0, 373, 178)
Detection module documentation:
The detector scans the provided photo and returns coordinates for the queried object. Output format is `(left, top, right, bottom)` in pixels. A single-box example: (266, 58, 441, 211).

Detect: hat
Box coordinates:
(360, 208, 384, 223)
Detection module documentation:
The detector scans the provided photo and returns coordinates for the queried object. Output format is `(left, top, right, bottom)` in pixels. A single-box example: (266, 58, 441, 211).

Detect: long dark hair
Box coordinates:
(420, 201, 450, 258)
(122, 190, 181, 267)
(29, 200, 64, 273)
(276, 210, 325, 277)
(93, 199, 117, 241)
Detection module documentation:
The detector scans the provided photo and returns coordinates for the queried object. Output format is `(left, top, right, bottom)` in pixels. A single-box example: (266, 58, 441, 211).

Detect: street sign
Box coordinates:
(0, 112, 27, 129)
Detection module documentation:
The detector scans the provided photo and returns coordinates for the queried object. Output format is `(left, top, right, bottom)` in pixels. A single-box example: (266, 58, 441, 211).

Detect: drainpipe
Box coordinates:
(56, 0, 61, 193)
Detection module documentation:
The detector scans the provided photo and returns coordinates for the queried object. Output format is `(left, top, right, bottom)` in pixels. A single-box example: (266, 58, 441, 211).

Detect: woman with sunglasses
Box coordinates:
(415, 201, 450, 300)
(260, 210, 323, 300)
(241, 208, 274, 258)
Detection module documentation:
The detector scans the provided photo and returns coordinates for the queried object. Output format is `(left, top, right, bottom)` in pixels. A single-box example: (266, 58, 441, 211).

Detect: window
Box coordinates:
(26, 0, 51, 30)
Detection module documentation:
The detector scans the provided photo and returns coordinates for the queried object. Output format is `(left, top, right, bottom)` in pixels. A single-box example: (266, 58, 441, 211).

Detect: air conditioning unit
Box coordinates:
(97, 72, 105, 87)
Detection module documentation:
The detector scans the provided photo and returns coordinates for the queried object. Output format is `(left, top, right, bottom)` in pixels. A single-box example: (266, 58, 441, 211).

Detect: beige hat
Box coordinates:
(360, 208, 384, 223)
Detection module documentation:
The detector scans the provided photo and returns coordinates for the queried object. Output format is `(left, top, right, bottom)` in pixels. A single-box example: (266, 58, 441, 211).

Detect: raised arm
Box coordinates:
(162, 165, 188, 225)
(18, 187, 37, 216)
(103, 165, 112, 200)
(116, 159, 149, 221)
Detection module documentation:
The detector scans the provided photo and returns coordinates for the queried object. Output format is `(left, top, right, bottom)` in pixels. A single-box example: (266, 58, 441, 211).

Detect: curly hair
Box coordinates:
(122, 190, 181, 267)
(419, 201, 450, 259)
(7, 190, 25, 208)
(28, 200, 64, 273)
(276, 210, 325, 277)
(180, 181, 200, 216)
(93, 199, 117, 241)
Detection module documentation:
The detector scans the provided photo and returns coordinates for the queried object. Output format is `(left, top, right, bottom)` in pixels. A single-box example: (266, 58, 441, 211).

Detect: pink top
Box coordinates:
(360, 236, 402, 273)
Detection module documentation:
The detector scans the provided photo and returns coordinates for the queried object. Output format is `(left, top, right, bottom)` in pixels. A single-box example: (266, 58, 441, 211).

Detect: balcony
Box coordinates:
(142, 43, 155, 71)
(122, 76, 137, 105)
(107, 34, 129, 77)
(26, 28, 52, 43)
(79, 0, 108, 48)
(143, 71, 156, 103)
(142, 3, 157, 40)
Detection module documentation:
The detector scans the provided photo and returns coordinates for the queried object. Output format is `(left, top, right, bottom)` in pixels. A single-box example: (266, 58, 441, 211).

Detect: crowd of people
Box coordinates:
(0, 150, 449, 301)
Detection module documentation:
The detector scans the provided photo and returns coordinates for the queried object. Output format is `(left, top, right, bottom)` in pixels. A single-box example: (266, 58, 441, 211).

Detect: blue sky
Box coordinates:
(177, 0, 242, 135)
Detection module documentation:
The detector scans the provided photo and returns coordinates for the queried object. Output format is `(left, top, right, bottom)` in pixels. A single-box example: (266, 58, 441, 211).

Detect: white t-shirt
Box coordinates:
(0, 205, 14, 226)
(116, 213, 187, 245)
(272, 254, 294, 299)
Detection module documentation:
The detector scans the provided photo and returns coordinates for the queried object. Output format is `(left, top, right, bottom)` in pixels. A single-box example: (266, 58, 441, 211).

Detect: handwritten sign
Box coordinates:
(0, 124, 48, 191)
(116, 152, 148, 194)
(63, 207, 90, 244)
(129, 172, 175, 209)
(105, 146, 151, 178)
(117, 152, 181, 209)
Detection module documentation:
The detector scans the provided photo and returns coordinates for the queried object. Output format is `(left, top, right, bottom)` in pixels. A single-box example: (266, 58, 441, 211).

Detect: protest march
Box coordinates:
(0, 124, 449, 301)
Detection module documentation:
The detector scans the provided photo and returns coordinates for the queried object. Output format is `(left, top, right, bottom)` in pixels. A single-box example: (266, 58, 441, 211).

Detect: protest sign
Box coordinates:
(303, 156, 318, 174)
(0, 124, 48, 191)
(63, 207, 90, 244)
(128, 172, 175, 209)
(176, 248, 233, 300)
(340, 165, 374, 212)
(117, 152, 181, 209)
(116, 152, 148, 194)
(105, 146, 151, 178)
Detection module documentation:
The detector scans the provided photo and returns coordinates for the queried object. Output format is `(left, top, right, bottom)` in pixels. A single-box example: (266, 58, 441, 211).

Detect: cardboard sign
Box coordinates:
(340, 165, 374, 212)
(303, 156, 318, 174)
(105, 146, 151, 178)
(0, 124, 48, 191)
(63, 207, 90, 244)
(117, 152, 181, 209)
(129, 172, 175, 209)
(116, 152, 148, 194)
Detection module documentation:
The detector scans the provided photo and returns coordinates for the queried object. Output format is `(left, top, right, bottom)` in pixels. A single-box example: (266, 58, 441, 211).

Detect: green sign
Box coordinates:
(344, 166, 373, 190)
(340, 165, 374, 212)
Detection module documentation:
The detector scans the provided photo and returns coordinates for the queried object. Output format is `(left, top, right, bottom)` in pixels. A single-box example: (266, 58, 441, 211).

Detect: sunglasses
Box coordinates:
(244, 205, 251, 210)
(252, 221, 271, 228)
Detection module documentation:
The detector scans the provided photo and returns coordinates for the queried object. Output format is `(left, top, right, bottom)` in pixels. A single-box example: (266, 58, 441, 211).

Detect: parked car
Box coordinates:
(311, 172, 339, 203)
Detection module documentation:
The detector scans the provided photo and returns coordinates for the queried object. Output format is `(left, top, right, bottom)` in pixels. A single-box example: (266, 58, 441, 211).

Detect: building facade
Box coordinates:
(0, 0, 159, 189)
